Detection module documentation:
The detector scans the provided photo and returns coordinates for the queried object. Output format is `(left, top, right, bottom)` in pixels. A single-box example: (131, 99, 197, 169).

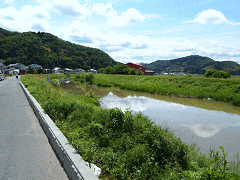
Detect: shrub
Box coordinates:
(75, 72, 86, 82)
(204, 69, 231, 78)
(232, 95, 240, 106)
(129, 68, 136, 75)
(27, 67, 37, 74)
(43, 98, 77, 121)
(85, 72, 94, 84)
(204, 69, 217, 78)
(108, 108, 125, 131)
(213, 70, 231, 78)
(135, 69, 144, 75)
(186, 73, 193, 77)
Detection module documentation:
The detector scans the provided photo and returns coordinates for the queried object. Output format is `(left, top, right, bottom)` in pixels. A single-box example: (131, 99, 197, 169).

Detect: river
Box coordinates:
(100, 92, 240, 159)
(61, 82, 240, 160)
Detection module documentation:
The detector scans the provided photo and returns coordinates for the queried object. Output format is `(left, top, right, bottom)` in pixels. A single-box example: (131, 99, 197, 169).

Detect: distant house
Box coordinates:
(8, 63, 27, 70)
(73, 68, 85, 73)
(125, 62, 155, 75)
(177, 72, 187, 76)
(64, 68, 73, 73)
(6, 63, 27, 75)
(145, 70, 155, 76)
(52, 67, 64, 74)
(125, 63, 146, 74)
(88, 69, 97, 73)
(28, 64, 43, 70)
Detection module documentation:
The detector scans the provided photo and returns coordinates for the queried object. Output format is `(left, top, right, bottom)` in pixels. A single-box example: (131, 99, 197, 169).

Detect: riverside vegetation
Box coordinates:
(93, 73, 240, 107)
(21, 74, 240, 179)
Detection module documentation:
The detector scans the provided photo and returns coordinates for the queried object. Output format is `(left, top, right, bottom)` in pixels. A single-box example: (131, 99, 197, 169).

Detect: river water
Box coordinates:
(101, 92, 240, 160)
(61, 82, 240, 159)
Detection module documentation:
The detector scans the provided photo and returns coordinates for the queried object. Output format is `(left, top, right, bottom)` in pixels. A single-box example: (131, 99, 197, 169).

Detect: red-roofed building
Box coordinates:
(125, 63, 146, 74)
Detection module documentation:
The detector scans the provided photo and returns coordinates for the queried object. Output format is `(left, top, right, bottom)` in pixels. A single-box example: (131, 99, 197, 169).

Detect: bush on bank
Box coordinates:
(204, 69, 231, 78)
(21, 74, 240, 179)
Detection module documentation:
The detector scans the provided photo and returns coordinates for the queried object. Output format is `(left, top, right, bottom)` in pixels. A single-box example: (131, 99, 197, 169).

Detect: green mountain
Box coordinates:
(144, 55, 240, 75)
(0, 28, 118, 70)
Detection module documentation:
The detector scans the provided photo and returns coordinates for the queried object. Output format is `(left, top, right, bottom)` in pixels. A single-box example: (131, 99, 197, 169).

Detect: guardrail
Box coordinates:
(20, 81, 99, 180)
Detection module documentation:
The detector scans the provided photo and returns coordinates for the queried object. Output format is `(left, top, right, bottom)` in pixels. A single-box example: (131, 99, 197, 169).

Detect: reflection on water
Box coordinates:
(61, 81, 240, 115)
(101, 92, 240, 157)
(186, 124, 222, 138)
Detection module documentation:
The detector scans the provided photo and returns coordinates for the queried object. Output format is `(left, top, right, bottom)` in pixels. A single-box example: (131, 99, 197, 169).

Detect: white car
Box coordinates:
(0, 71, 4, 81)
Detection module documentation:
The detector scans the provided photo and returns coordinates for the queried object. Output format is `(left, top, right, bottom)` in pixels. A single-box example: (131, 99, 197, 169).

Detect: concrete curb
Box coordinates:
(19, 81, 99, 180)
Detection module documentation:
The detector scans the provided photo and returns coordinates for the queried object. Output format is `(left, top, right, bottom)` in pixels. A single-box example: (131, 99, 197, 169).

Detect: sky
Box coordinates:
(1, 0, 240, 64)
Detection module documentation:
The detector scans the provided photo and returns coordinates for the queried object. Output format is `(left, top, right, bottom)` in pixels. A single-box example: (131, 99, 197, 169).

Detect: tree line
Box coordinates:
(0, 28, 118, 70)
(98, 64, 144, 75)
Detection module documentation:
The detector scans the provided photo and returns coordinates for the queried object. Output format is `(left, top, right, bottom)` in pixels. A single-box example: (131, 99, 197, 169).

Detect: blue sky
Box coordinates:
(1, 0, 240, 64)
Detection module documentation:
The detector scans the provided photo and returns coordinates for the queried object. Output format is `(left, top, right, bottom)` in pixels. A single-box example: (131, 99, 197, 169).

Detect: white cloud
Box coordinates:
(35, 0, 53, 10)
(20, 5, 51, 20)
(60, 20, 106, 45)
(4, 0, 14, 5)
(36, 0, 91, 17)
(61, 19, 150, 48)
(185, 9, 228, 24)
(92, 2, 116, 16)
(108, 8, 146, 26)
(107, 7, 161, 27)
(60, 18, 240, 64)
(0, 5, 51, 32)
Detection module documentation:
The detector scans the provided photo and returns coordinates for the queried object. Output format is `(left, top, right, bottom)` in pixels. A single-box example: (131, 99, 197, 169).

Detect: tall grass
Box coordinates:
(21, 74, 240, 179)
(93, 74, 240, 106)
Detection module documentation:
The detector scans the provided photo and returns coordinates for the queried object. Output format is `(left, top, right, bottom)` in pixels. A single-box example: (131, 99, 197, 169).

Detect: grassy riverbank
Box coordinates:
(21, 74, 240, 179)
(93, 74, 240, 106)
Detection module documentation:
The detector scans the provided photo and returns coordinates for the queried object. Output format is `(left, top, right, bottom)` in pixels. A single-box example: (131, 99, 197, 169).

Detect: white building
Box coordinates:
(88, 69, 97, 73)
(73, 68, 85, 73)
(52, 67, 64, 74)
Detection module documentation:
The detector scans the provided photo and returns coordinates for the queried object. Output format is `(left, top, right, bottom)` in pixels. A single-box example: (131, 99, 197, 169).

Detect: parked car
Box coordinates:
(0, 71, 4, 81)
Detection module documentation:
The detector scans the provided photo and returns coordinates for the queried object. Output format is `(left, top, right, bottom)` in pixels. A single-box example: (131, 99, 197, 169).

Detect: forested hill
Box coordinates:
(0, 28, 118, 69)
(144, 55, 240, 75)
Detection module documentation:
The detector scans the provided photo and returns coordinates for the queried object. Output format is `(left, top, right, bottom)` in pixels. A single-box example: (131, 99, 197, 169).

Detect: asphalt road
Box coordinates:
(0, 76, 68, 180)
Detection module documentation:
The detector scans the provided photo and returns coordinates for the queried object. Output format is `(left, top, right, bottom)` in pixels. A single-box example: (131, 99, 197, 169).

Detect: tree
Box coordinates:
(136, 69, 144, 75)
(27, 67, 37, 74)
(204, 69, 217, 78)
(97, 65, 144, 75)
(204, 69, 231, 78)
